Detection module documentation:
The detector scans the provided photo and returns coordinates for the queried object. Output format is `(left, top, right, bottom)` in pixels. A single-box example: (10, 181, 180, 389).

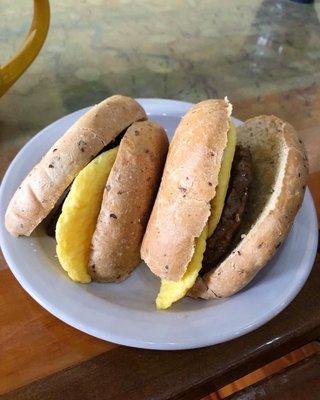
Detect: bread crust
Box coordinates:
(88, 121, 169, 282)
(5, 95, 146, 236)
(190, 116, 308, 299)
(141, 99, 232, 281)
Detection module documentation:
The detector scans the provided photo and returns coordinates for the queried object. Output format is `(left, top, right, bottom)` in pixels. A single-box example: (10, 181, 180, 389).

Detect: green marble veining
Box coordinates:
(1, 0, 320, 156)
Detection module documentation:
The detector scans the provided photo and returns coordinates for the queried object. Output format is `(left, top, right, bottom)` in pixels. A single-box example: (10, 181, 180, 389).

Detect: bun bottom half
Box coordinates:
(190, 116, 308, 299)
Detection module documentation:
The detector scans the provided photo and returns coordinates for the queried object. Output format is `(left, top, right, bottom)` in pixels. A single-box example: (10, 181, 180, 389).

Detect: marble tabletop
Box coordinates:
(1, 0, 320, 398)
(1, 0, 320, 175)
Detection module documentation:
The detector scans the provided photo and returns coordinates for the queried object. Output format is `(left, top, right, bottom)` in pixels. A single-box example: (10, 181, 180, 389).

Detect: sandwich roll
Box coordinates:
(141, 99, 235, 308)
(88, 121, 169, 282)
(56, 121, 168, 283)
(5, 95, 146, 237)
(189, 116, 308, 299)
(141, 100, 308, 310)
(141, 99, 233, 281)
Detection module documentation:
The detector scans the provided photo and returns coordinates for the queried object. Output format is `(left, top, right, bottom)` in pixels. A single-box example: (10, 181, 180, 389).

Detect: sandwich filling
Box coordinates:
(156, 124, 253, 310)
(201, 146, 252, 274)
(46, 127, 129, 238)
(45, 126, 134, 282)
(56, 147, 118, 283)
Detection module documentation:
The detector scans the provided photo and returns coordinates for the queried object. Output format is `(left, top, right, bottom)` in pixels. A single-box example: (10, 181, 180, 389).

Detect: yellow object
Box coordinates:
(156, 123, 237, 309)
(207, 123, 237, 237)
(56, 147, 118, 283)
(156, 225, 208, 310)
(0, 0, 50, 97)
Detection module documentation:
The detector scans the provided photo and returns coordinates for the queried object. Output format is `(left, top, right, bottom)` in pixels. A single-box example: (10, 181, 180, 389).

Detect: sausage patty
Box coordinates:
(201, 145, 253, 275)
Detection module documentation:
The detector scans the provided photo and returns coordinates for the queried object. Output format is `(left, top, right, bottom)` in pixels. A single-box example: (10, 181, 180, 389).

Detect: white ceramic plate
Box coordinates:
(0, 99, 318, 350)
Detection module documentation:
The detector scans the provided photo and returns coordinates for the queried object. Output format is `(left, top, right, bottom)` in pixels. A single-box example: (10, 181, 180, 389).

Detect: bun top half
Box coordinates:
(5, 95, 146, 236)
(141, 98, 232, 281)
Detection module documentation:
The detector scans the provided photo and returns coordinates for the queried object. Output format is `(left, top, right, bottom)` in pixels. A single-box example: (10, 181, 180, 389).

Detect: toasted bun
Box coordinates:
(5, 95, 146, 236)
(190, 116, 308, 299)
(141, 99, 232, 281)
(88, 121, 169, 282)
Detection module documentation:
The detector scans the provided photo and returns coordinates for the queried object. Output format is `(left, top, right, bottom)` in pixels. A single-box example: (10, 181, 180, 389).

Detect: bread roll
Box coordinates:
(88, 121, 169, 282)
(141, 99, 232, 281)
(5, 95, 146, 236)
(190, 116, 308, 298)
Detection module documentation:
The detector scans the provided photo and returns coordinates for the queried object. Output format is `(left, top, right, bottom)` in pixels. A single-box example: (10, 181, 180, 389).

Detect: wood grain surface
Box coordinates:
(1, 254, 320, 400)
(225, 352, 320, 400)
(213, 342, 320, 399)
(0, 269, 115, 394)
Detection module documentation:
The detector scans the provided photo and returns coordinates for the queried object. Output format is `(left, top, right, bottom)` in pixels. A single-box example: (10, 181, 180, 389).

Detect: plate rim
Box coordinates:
(0, 98, 318, 350)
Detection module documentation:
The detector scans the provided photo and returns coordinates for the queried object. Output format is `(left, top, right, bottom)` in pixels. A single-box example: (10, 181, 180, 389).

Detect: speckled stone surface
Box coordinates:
(2, 2, 318, 250)
(1, 0, 320, 173)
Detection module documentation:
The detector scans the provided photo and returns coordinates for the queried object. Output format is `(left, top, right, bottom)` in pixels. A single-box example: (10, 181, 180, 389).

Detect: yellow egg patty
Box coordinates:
(156, 124, 236, 309)
(156, 225, 208, 310)
(56, 147, 118, 283)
